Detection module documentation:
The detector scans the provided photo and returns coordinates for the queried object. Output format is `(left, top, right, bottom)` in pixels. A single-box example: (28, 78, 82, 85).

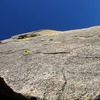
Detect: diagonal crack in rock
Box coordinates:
(34, 51, 70, 55)
(56, 67, 67, 100)
(42, 52, 70, 54)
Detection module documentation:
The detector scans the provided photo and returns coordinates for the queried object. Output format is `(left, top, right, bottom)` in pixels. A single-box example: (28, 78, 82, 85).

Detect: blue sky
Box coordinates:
(0, 0, 100, 40)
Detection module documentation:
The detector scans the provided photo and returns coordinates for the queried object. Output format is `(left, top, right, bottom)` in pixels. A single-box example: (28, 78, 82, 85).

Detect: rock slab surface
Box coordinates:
(0, 26, 100, 100)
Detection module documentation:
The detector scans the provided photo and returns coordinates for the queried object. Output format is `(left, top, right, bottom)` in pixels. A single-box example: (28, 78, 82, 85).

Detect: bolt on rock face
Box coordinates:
(24, 50, 29, 55)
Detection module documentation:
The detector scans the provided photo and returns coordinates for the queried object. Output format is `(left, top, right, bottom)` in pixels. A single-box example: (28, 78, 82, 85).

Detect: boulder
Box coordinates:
(0, 26, 100, 100)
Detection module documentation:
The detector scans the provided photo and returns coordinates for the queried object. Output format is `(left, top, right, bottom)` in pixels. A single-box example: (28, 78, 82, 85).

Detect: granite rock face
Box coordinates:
(0, 26, 100, 100)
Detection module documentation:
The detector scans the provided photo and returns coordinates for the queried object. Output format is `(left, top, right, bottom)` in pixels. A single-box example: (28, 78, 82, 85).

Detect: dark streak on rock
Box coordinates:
(43, 52, 70, 54)
(12, 33, 40, 39)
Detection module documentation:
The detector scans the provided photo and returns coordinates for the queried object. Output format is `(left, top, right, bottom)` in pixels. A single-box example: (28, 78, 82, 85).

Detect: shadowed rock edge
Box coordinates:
(0, 77, 41, 100)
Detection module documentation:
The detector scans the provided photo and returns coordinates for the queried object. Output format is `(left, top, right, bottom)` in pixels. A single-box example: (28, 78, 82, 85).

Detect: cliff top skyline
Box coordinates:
(0, 0, 100, 40)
